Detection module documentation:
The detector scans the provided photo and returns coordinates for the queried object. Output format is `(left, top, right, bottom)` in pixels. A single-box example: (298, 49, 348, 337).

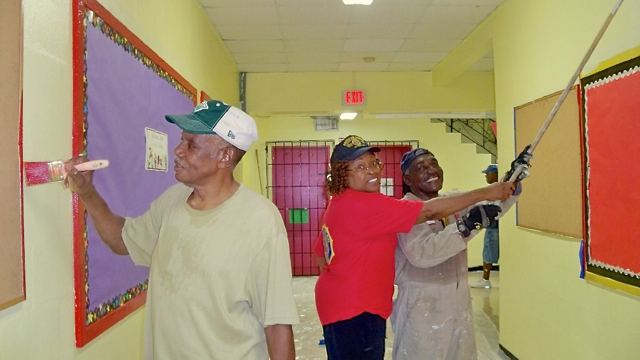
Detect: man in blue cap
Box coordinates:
(391, 151, 520, 360)
(471, 164, 500, 289)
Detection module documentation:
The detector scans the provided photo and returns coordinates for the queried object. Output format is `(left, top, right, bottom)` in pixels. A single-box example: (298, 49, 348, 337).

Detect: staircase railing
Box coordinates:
(431, 118, 497, 159)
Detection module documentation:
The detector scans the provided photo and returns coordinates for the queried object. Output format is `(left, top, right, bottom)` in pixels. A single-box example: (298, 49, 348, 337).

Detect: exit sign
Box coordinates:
(343, 90, 366, 106)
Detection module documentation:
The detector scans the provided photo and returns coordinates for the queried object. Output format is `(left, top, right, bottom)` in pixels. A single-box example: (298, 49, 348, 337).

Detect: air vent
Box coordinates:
(313, 116, 339, 131)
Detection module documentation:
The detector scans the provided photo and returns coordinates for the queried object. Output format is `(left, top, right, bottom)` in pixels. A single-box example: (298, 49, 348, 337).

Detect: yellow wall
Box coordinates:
(12, 0, 636, 358)
(0, 0, 237, 359)
(243, 71, 498, 266)
(100, 0, 239, 104)
(245, 116, 495, 266)
(245, 116, 494, 197)
(492, 0, 640, 358)
(247, 71, 496, 115)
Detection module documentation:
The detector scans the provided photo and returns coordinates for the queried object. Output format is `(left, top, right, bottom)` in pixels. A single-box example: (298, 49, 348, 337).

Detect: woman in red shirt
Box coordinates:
(314, 135, 515, 360)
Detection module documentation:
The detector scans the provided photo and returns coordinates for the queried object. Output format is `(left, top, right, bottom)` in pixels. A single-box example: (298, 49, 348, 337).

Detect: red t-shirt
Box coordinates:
(313, 189, 423, 325)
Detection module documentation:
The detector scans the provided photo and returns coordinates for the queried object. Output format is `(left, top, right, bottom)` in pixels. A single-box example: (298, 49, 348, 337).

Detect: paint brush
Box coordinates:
(24, 159, 109, 186)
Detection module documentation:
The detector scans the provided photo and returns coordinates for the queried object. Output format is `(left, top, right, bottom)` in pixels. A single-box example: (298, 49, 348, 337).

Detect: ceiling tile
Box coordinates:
(373, 0, 436, 4)
(348, 5, 426, 24)
(400, 38, 461, 52)
(344, 39, 404, 52)
(225, 40, 285, 53)
(205, 6, 279, 25)
(276, 0, 331, 5)
(197, 0, 503, 73)
(281, 24, 348, 40)
(419, 5, 496, 24)
(237, 63, 289, 72)
(394, 52, 449, 63)
(431, 0, 502, 5)
(409, 23, 477, 39)
(278, 6, 352, 25)
(286, 52, 342, 63)
(233, 52, 287, 64)
(346, 24, 414, 39)
(216, 25, 281, 40)
(284, 39, 345, 52)
(286, 63, 340, 72)
(340, 51, 396, 63)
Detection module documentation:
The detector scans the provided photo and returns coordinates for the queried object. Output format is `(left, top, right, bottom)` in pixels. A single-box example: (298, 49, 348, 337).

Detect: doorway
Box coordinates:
(266, 139, 417, 275)
(370, 141, 418, 198)
(266, 140, 334, 275)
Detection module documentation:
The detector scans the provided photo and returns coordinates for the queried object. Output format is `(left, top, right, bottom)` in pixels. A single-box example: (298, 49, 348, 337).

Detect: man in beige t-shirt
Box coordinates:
(66, 100, 299, 360)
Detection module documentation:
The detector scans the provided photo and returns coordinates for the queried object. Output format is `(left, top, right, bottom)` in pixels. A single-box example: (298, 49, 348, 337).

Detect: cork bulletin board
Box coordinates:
(0, 0, 25, 311)
(514, 86, 583, 239)
(72, 0, 196, 346)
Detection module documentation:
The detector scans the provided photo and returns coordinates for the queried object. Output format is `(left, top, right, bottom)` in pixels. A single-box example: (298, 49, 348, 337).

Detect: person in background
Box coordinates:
(470, 164, 500, 289)
(313, 136, 517, 360)
(391, 149, 526, 360)
(65, 100, 299, 360)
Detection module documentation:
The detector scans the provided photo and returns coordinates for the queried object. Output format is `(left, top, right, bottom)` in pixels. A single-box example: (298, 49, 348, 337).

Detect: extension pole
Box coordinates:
(508, 0, 624, 182)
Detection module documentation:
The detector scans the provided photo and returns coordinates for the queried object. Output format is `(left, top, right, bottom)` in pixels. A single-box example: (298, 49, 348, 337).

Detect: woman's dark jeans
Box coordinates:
(322, 312, 386, 360)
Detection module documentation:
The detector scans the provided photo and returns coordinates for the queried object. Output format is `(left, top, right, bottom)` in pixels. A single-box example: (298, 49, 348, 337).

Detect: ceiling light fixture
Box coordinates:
(340, 112, 358, 120)
(342, 0, 373, 5)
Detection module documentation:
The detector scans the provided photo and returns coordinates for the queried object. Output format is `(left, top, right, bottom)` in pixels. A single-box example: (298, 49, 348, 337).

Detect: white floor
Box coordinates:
(292, 272, 509, 360)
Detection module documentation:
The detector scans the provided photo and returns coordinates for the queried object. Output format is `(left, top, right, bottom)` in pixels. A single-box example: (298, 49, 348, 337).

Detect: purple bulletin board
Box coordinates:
(72, 0, 196, 346)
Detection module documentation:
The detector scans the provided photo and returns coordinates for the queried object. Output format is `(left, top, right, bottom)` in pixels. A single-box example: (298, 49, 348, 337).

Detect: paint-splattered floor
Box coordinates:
(292, 272, 509, 359)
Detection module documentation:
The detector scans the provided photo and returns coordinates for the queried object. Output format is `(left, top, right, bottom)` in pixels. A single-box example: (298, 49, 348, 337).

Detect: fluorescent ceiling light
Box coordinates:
(340, 112, 358, 120)
(342, 0, 373, 5)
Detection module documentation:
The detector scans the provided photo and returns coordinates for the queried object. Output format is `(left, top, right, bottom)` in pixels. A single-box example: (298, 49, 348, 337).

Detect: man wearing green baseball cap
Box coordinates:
(66, 100, 299, 360)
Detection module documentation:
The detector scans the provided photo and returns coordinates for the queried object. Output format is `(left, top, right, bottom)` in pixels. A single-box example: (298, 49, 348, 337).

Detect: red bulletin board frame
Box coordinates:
(582, 54, 640, 295)
(200, 90, 212, 103)
(71, 0, 196, 346)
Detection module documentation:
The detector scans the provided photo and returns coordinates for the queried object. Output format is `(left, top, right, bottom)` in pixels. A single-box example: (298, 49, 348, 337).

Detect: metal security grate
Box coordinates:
(265, 140, 335, 276)
(369, 140, 419, 198)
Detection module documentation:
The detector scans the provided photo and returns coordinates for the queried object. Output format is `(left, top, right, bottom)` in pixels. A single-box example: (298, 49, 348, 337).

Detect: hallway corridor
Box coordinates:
(292, 272, 509, 359)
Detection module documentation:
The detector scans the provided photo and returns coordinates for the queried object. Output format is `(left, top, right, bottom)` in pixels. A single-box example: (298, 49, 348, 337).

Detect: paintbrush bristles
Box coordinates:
(24, 160, 67, 186)
(24, 161, 53, 186)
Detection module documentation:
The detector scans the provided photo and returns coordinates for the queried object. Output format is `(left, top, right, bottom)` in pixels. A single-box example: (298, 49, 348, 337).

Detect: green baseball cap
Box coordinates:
(165, 100, 258, 151)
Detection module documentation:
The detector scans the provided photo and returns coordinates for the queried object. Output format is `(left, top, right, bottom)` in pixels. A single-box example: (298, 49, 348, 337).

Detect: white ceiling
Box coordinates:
(198, 0, 503, 73)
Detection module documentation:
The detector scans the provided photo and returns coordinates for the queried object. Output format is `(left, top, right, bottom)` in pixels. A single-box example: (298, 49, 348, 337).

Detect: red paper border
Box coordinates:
(200, 90, 212, 103)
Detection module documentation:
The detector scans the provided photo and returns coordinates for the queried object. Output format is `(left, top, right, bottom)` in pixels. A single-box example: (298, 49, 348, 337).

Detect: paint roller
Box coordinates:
(506, 0, 624, 182)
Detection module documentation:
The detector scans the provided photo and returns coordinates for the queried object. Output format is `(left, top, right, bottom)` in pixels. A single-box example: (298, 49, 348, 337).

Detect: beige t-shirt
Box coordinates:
(123, 183, 299, 360)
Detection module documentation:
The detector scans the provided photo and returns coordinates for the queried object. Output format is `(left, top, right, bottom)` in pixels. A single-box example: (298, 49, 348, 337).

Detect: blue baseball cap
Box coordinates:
(400, 148, 434, 174)
(482, 164, 498, 174)
(331, 135, 380, 163)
